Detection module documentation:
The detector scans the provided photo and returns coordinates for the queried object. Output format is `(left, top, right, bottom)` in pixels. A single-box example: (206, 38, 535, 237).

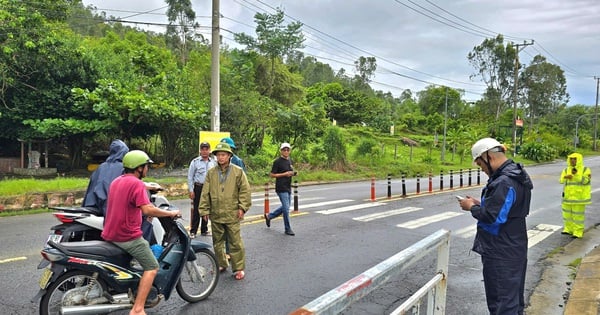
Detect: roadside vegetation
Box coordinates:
(0, 1, 595, 208)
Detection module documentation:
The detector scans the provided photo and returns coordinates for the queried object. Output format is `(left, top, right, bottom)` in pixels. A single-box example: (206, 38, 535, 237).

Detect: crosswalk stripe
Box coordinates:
(316, 202, 385, 215)
(527, 224, 562, 248)
(453, 225, 476, 239)
(353, 207, 422, 222)
(453, 223, 562, 247)
(252, 196, 324, 203)
(396, 211, 462, 229)
(299, 199, 354, 209)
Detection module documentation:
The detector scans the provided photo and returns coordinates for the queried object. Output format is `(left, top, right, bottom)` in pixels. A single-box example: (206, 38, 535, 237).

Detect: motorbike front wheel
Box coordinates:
(39, 270, 106, 315)
(176, 248, 219, 302)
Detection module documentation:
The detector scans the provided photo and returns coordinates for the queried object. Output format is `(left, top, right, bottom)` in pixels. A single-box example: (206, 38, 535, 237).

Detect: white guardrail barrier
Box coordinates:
(290, 229, 450, 315)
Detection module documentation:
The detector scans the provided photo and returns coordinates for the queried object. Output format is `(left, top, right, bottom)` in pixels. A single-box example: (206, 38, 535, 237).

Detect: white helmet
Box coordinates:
(471, 138, 503, 161)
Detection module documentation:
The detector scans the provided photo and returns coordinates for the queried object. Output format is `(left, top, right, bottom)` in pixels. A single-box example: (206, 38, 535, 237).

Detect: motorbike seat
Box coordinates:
(51, 240, 128, 260)
(50, 206, 103, 216)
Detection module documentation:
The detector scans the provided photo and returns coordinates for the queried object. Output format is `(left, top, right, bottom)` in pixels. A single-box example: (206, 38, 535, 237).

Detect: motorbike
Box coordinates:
(39, 182, 168, 246)
(36, 215, 219, 315)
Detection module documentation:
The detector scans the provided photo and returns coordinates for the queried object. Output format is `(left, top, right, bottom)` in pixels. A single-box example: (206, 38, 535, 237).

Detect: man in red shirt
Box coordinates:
(101, 150, 180, 315)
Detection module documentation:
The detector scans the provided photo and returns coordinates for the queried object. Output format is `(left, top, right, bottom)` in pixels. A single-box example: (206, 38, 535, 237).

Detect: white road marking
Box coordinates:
(527, 224, 562, 248)
(353, 207, 422, 222)
(396, 211, 462, 229)
(252, 196, 324, 203)
(317, 202, 385, 215)
(297, 199, 354, 209)
(453, 225, 477, 239)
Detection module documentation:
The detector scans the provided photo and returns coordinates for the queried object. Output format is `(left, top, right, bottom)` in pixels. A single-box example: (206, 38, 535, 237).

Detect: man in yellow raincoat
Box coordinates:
(560, 153, 591, 238)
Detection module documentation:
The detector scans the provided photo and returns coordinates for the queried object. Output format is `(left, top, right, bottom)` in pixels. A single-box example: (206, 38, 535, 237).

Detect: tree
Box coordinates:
(234, 8, 305, 97)
(165, 0, 202, 65)
(416, 86, 462, 117)
(0, 0, 99, 166)
(354, 56, 377, 84)
(521, 55, 569, 131)
(467, 35, 516, 120)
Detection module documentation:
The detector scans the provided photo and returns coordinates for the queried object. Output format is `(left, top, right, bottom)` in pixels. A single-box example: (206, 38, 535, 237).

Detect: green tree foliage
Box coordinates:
(354, 56, 377, 84)
(0, 1, 585, 169)
(417, 85, 463, 117)
(270, 100, 328, 150)
(0, 0, 99, 166)
(521, 55, 569, 130)
(468, 34, 516, 120)
(165, 0, 201, 65)
(234, 8, 305, 97)
(288, 55, 336, 86)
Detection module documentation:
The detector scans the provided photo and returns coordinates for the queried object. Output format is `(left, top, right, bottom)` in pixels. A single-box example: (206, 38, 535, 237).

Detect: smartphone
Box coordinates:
(455, 195, 465, 200)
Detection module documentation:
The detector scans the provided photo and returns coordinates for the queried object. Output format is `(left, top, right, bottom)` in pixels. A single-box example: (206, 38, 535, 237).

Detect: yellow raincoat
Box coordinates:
(559, 153, 591, 238)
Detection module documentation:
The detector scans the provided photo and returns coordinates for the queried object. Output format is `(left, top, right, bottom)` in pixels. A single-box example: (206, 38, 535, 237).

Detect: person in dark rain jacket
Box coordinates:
(458, 137, 533, 315)
(82, 139, 129, 215)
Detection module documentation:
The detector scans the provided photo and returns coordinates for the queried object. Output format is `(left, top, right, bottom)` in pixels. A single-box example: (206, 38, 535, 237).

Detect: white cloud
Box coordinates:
(82, 0, 600, 105)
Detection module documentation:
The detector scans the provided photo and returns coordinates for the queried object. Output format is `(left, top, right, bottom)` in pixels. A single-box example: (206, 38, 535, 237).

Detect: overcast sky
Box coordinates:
(81, 0, 600, 106)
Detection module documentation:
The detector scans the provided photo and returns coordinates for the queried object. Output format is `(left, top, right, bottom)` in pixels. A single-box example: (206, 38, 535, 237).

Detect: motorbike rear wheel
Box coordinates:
(176, 248, 219, 302)
(39, 270, 106, 315)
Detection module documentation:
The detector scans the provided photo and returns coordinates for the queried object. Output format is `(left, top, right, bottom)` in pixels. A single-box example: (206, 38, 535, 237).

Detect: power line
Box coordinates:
(247, 0, 486, 90)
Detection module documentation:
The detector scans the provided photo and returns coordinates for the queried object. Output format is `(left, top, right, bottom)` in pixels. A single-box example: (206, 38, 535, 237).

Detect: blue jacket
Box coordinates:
(470, 160, 533, 260)
(231, 154, 246, 173)
(82, 140, 129, 215)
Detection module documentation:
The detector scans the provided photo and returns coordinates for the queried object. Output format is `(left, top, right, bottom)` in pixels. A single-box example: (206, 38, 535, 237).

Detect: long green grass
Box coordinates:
(0, 177, 90, 196)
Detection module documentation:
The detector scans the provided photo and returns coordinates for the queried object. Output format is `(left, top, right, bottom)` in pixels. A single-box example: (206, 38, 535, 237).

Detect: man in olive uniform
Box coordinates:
(199, 142, 251, 280)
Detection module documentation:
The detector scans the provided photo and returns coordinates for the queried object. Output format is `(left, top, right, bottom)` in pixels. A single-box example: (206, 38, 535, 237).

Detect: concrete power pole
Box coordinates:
(210, 0, 220, 132)
(594, 76, 599, 151)
(511, 40, 534, 156)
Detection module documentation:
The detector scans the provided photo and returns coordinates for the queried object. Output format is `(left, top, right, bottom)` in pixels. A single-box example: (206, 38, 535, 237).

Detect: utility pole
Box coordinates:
(210, 0, 220, 132)
(594, 76, 599, 151)
(511, 40, 534, 156)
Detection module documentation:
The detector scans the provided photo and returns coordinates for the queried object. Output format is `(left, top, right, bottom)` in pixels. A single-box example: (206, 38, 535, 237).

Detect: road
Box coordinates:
(1, 157, 599, 314)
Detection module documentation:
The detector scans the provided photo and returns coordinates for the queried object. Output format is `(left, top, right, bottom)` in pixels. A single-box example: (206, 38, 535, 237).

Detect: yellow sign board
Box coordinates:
(199, 131, 230, 151)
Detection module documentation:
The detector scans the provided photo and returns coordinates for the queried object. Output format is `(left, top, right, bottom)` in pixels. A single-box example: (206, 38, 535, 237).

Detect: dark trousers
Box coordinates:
(481, 256, 527, 315)
(191, 183, 208, 234)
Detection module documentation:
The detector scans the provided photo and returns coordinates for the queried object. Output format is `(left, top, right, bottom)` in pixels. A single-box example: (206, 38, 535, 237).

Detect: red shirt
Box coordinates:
(101, 174, 151, 242)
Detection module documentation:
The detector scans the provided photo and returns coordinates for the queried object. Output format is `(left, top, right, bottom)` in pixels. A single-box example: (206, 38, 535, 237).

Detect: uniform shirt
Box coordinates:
(187, 156, 216, 192)
(199, 164, 252, 223)
(101, 174, 151, 242)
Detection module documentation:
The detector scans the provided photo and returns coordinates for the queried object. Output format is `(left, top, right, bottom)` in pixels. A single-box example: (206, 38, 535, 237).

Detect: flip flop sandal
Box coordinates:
(233, 270, 245, 280)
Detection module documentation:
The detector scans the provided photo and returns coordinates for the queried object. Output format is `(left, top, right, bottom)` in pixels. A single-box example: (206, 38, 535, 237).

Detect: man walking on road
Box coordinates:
(560, 152, 591, 238)
(264, 142, 296, 236)
(458, 138, 533, 315)
(187, 142, 215, 238)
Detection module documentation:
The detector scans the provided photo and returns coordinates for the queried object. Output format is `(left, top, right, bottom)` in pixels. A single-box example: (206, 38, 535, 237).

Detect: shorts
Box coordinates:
(113, 237, 159, 271)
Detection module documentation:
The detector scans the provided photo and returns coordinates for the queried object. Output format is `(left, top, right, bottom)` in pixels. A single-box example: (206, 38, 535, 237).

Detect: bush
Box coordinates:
(520, 142, 557, 162)
(354, 138, 379, 158)
(322, 126, 347, 170)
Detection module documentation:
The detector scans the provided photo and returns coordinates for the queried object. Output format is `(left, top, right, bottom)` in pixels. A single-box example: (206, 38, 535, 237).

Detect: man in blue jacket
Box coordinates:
(458, 138, 533, 315)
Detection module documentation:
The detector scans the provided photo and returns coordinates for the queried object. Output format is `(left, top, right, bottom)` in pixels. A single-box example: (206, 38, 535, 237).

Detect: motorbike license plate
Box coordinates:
(45, 234, 62, 248)
(38, 268, 53, 289)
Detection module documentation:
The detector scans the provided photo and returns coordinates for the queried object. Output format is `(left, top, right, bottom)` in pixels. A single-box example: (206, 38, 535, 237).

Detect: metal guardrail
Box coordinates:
(290, 229, 450, 315)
